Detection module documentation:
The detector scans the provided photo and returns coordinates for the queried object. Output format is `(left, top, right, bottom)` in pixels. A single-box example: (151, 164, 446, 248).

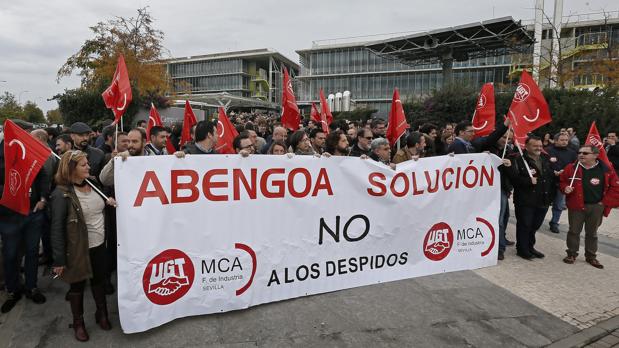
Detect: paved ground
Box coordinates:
(0, 207, 617, 347)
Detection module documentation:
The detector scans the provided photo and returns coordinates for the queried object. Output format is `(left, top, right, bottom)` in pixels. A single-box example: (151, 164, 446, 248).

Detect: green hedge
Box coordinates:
(402, 85, 619, 139)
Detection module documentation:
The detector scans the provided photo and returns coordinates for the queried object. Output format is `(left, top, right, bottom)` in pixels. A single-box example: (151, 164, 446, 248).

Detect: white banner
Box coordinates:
(115, 153, 502, 333)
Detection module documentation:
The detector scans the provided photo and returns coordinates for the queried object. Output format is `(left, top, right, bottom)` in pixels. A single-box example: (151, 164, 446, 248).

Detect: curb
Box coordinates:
(546, 315, 619, 348)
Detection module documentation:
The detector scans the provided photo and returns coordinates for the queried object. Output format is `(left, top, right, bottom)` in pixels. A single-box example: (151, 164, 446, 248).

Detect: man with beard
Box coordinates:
(99, 128, 147, 187)
(144, 126, 169, 156)
(69, 122, 105, 183)
(349, 128, 373, 157)
(324, 130, 349, 156)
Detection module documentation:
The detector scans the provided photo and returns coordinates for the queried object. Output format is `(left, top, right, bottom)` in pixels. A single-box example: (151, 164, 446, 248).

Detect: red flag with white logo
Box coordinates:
(319, 88, 333, 127)
(0, 120, 52, 215)
(585, 121, 614, 173)
(280, 67, 300, 131)
(507, 70, 551, 141)
(472, 83, 496, 138)
(215, 107, 239, 154)
(311, 102, 329, 134)
(147, 103, 176, 154)
(386, 88, 409, 147)
(179, 100, 198, 149)
(102, 54, 132, 125)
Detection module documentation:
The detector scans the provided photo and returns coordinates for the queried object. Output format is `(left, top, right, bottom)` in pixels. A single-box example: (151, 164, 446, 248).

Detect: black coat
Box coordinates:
(507, 151, 556, 208)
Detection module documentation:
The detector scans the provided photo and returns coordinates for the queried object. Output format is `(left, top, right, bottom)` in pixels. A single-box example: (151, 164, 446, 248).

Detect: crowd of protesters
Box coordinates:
(1, 112, 619, 342)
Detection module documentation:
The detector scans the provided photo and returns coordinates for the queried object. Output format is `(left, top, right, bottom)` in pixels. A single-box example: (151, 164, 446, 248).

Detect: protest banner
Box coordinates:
(115, 153, 501, 333)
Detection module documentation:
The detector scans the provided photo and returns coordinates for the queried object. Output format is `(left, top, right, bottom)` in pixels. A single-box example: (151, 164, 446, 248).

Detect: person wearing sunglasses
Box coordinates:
(559, 145, 619, 269)
(349, 128, 373, 157)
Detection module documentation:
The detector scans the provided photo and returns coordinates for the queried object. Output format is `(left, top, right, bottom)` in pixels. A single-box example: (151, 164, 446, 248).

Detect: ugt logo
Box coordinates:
(513, 83, 531, 102)
(423, 222, 454, 261)
(143, 249, 195, 305)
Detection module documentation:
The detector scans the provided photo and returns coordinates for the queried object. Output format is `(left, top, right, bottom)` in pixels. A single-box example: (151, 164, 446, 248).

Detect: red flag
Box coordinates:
(310, 102, 321, 123)
(215, 107, 239, 154)
(319, 88, 333, 126)
(472, 83, 496, 138)
(280, 67, 300, 131)
(0, 120, 52, 215)
(180, 100, 198, 148)
(102, 54, 132, 125)
(147, 103, 176, 154)
(585, 121, 614, 172)
(385, 88, 409, 147)
(311, 102, 329, 134)
(507, 70, 551, 141)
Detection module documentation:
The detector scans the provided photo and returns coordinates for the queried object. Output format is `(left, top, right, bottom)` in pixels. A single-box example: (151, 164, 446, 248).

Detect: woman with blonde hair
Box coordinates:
(50, 150, 116, 342)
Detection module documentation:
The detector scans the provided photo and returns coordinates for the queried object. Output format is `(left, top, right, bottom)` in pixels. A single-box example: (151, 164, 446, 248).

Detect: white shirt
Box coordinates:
(74, 187, 105, 248)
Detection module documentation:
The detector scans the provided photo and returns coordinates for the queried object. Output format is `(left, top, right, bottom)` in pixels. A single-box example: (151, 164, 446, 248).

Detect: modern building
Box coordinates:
(513, 12, 619, 89)
(296, 12, 619, 116)
(166, 48, 299, 111)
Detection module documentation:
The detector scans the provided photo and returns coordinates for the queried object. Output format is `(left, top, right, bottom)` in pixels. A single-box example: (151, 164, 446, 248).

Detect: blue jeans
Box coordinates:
(550, 191, 566, 227)
(498, 191, 510, 252)
(514, 205, 549, 256)
(0, 210, 44, 293)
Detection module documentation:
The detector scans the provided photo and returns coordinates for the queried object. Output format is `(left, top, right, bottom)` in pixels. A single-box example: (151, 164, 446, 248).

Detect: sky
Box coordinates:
(0, 0, 614, 114)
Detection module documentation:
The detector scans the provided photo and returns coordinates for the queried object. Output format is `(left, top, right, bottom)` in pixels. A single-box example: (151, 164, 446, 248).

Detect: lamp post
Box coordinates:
(18, 90, 29, 104)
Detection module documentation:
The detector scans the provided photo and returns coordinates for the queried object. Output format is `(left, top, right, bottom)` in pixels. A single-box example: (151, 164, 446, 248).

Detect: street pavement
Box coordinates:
(0, 207, 617, 347)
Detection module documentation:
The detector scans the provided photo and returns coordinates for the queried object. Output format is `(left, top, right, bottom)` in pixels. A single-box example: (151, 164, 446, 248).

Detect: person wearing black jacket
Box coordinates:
(606, 131, 619, 172)
(507, 135, 556, 260)
(545, 132, 577, 233)
(0, 122, 50, 313)
(69, 122, 105, 184)
(182, 121, 219, 155)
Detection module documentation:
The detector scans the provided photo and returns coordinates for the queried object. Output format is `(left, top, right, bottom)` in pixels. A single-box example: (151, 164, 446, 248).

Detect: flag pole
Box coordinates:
(569, 161, 581, 188)
(114, 123, 118, 151)
(51, 152, 111, 202)
(120, 115, 124, 132)
(501, 126, 511, 159)
(515, 142, 534, 179)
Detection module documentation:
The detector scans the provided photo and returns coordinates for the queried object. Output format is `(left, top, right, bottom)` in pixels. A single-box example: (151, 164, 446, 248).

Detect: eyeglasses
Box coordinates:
(363, 136, 373, 140)
(578, 151, 593, 155)
(241, 144, 255, 150)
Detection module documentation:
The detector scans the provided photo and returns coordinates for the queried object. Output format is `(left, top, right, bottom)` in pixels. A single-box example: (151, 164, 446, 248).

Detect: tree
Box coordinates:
(0, 92, 24, 122)
(54, 7, 170, 127)
(57, 7, 169, 95)
(22, 101, 45, 124)
(46, 108, 63, 125)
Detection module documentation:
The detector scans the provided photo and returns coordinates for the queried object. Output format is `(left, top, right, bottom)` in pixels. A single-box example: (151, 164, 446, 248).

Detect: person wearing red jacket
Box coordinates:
(559, 145, 619, 269)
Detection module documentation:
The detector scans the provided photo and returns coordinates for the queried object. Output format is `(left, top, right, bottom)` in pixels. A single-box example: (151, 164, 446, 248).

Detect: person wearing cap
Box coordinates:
(69, 122, 106, 183)
(0, 119, 49, 313)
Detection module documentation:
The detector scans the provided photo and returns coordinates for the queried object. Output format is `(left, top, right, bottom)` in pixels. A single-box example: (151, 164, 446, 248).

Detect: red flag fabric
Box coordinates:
(280, 67, 300, 131)
(472, 83, 496, 138)
(310, 102, 321, 123)
(147, 103, 176, 154)
(585, 121, 614, 172)
(385, 88, 409, 147)
(215, 107, 239, 154)
(180, 100, 198, 148)
(507, 70, 551, 141)
(319, 89, 333, 126)
(311, 102, 329, 134)
(102, 54, 132, 125)
(0, 120, 52, 215)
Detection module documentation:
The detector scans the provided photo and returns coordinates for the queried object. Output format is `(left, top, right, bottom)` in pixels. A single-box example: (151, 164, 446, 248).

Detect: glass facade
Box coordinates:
(166, 51, 297, 106)
(297, 46, 512, 115)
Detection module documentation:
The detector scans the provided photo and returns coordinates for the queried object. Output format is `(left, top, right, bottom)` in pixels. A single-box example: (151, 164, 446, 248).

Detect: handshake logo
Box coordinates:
(423, 222, 454, 261)
(142, 249, 195, 305)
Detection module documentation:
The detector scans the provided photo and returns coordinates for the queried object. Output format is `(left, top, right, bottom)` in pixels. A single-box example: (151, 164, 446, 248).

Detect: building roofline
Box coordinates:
(166, 48, 299, 70)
